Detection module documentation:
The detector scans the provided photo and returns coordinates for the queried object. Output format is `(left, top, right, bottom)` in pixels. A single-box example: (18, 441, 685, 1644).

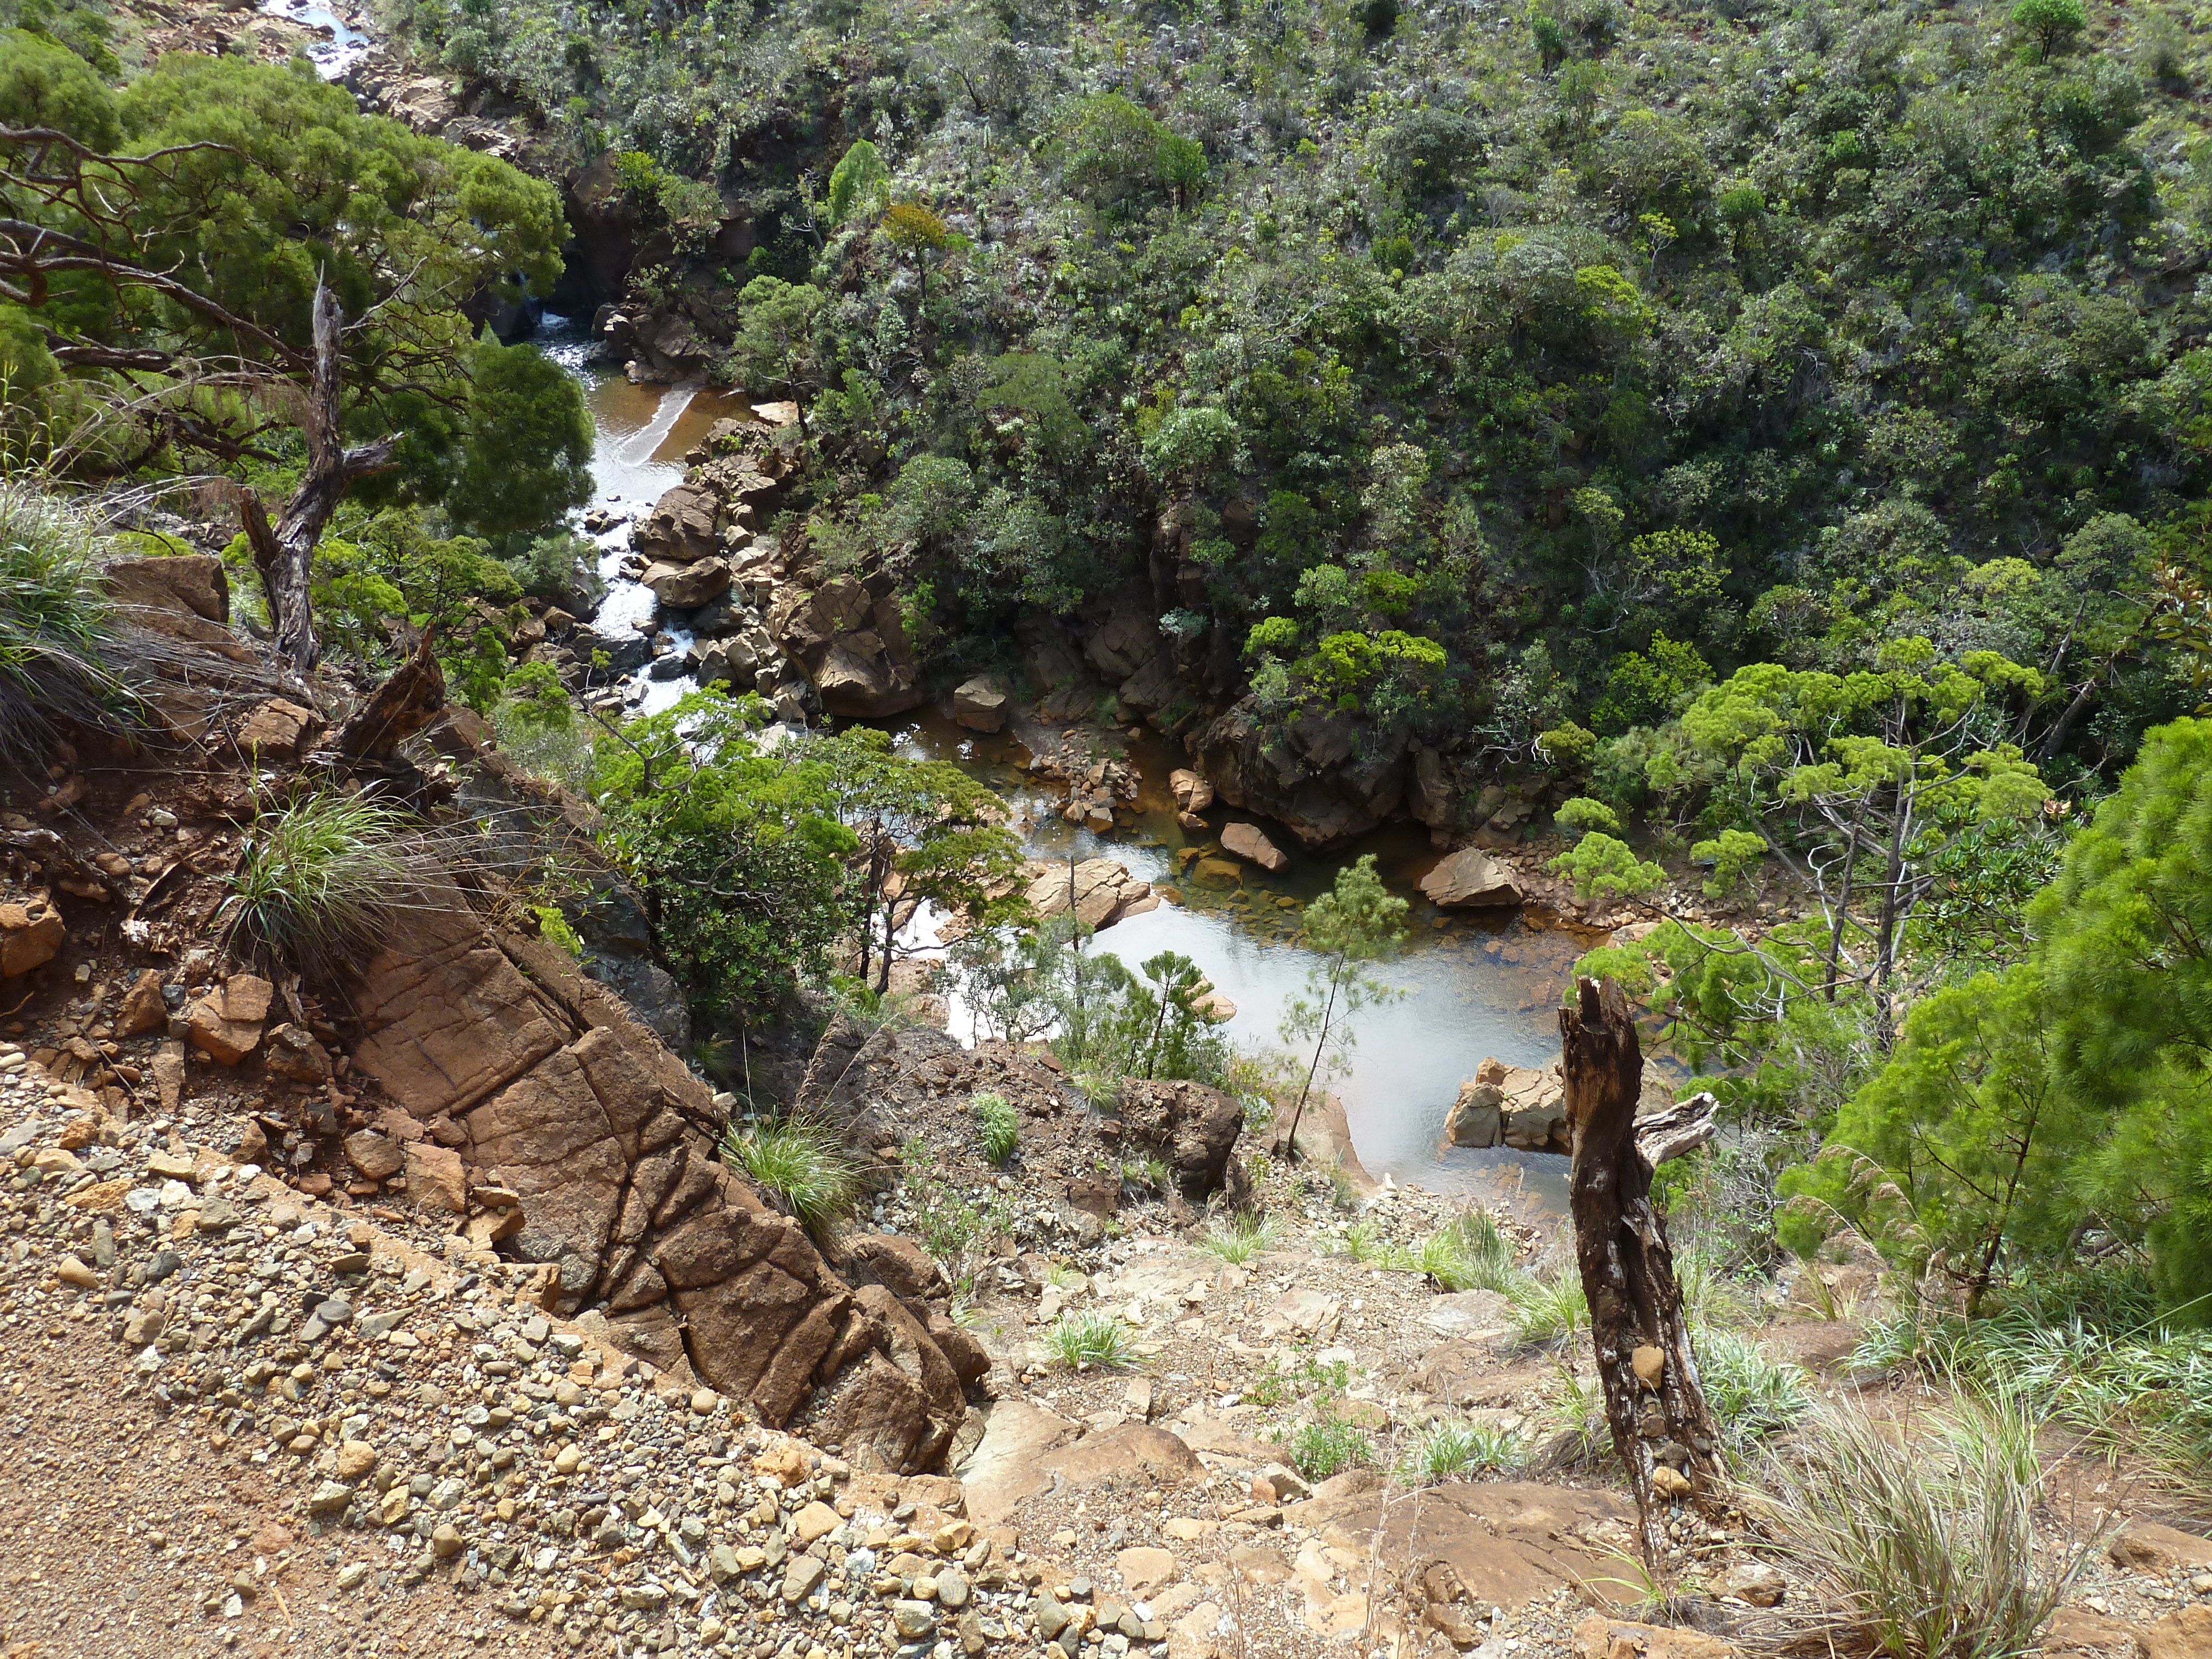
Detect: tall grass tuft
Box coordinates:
(1694, 1326, 1814, 1454)
(721, 1115, 860, 1235)
(225, 790, 429, 978)
(1402, 1416, 1523, 1483)
(1043, 1308, 1136, 1371)
(1749, 1391, 2114, 1659)
(1506, 1267, 1590, 1345)
(1202, 1210, 1279, 1264)
(0, 481, 127, 760)
(972, 1090, 1020, 1165)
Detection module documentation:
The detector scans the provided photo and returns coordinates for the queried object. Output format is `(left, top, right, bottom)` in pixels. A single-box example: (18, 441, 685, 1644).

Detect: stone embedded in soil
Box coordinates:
(0, 899, 66, 978)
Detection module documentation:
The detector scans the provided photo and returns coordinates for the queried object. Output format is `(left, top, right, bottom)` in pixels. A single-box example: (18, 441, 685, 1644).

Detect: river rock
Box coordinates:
(1443, 1080, 1503, 1149)
(1168, 770, 1214, 813)
(952, 675, 1009, 733)
(1420, 847, 1521, 908)
(642, 557, 732, 608)
(1220, 823, 1289, 872)
(632, 483, 719, 564)
(1022, 858, 1151, 930)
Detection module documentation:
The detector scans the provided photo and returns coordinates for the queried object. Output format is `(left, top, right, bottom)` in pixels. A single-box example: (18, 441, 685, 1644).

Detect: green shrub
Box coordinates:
(225, 791, 426, 978)
(1749, 1392, 2111, 1658)
(1553, 796, 1621, 839)
(1285, 1413, 1374, 1480)
(721, 1116, 860, 1235)
(1550, 832, 1666, 903)
(973, 1090, 1020, 1165)
(1247, 1355, 1352, 1407)
(1689, 828, 1768, 897)
(1044, 1308, 1136, 1371)
(0, 481, 126, 760)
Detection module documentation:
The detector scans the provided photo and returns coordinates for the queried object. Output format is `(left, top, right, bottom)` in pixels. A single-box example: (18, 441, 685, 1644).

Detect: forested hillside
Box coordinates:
(379, 0, 2212, 787)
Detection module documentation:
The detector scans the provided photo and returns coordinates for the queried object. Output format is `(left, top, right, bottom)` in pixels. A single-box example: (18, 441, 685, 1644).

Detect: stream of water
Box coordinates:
(537, 322, 1582, 1213)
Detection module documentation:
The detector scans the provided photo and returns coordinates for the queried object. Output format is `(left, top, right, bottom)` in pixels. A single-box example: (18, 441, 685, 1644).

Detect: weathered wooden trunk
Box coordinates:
(1560, 976, 1723, 1572)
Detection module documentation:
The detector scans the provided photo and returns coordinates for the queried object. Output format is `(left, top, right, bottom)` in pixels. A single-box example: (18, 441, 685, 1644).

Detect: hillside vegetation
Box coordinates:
(380, 0, 2212, 785)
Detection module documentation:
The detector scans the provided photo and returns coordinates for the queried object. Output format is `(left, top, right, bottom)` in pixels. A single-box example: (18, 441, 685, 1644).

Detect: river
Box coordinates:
(534, 324, 1584, 1214)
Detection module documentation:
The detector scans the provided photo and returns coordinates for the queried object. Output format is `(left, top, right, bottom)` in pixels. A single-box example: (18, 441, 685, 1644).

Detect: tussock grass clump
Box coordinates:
(721, 1115, 860, 1235)
(1506, 1268, 1591, 1346)
(1202, 1210, 1279, 1264)
(225, 790, 429, 977)
(1695, 1327, 1814, 1454)
(1402, 1417, 1522, 1483)
(1857, 1292, 2212, 1475)
(1119, 1152, 1173, 1194)
(0, 481, 126, 759)
(1417, 1209, 1521, 1292)
(972, 1090, 1020, 1165)
(1044, 1308, 1136, 1371)
(1749, 1392, 2113, 1659)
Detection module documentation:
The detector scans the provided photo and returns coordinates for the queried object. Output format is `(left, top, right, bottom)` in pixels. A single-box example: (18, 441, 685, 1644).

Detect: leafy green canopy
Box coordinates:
(1782, 718, 2212, 1319)
(0, 45, 587, 537)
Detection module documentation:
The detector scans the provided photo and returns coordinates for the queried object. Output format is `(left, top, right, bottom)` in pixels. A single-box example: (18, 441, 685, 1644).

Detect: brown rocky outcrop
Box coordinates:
(764, 575, 924, 717)
(345, 891, 972, 1469)
(1105, 1079, 1247, 1202)
(1191, 698, 1409, 847)
(99, 553, 254, 664)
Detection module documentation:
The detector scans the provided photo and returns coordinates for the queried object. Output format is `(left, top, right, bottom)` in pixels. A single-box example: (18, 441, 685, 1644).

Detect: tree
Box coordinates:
(2030, 717, 2212, 1311)
(1781, 967, 2063, 1316)
(589, 689, 854, 1020)
(826, 139, 889, 223)
(1281, 854, 1408, 1156)
(0, 50, 580, 671)
(883, 202, 953, 309)
(1678, 640, 2049, 1039)
(804, 726, 1025, 994)
(721, 276, 826, 434)
(441, 334, 593, 539)
(2013, 0, 2086, 60)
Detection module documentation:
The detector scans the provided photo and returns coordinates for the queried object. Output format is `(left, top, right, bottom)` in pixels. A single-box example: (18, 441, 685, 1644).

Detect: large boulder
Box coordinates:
(642, 557, 732, 608)
(815, 633, 924, 717)
(1191, 697, 1408, 847)
(1420, 847, 1521, 908)
(1109, 1078, 1246, 1199)
(1220, 822, 1289, 872)
(632, 483, 719, 564)
(952, 676, 1009, 733)
(1021, 858, 1152, 931)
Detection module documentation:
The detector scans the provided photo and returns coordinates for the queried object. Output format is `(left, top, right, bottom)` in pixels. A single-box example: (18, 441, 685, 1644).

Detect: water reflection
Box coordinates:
(889, 711, 1583, 1210)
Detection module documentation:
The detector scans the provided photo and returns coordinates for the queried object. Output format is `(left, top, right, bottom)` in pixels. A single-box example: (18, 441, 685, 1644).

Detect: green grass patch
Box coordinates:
(1400, 1417, 1523, 1483)
(225, 789, 428, 978)
(1202, 1211, 1279, 1264)
(1284, 1413, 1374, 1481)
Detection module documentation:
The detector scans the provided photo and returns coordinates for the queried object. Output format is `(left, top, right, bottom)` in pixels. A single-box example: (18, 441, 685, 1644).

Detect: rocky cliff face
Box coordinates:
(345, 893, 972, 1472)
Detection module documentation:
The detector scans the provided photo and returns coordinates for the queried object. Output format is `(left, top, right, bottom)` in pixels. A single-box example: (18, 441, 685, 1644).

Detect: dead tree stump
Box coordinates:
(1560, 975, 1724, 1573)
